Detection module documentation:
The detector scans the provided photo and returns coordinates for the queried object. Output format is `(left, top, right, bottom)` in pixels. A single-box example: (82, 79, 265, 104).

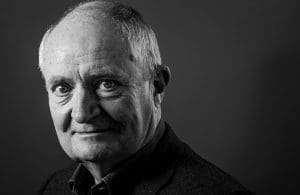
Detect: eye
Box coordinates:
(53, 84, 72, 97)
(95, 79, 122, 98)
(98, 80, 117, 91)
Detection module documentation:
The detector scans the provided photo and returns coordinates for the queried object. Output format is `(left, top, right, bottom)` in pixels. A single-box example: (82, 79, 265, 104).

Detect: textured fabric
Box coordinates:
(38, 122, 254, 195)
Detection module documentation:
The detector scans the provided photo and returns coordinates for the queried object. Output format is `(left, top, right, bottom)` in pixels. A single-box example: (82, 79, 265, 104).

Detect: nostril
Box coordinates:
(71, 102, 101, 123)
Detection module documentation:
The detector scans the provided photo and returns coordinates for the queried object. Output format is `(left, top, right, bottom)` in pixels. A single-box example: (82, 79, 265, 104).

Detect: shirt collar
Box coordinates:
(68, 120, 166, 195)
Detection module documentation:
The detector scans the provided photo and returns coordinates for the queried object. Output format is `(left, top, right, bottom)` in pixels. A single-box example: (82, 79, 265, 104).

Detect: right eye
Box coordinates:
(53, 84, 72, 97)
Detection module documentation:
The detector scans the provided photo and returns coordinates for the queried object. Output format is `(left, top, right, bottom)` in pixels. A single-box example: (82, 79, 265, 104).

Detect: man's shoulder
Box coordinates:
(38, 163, 77, 195)
(165, 142, 252, 194)
(156, 123, 253, 194)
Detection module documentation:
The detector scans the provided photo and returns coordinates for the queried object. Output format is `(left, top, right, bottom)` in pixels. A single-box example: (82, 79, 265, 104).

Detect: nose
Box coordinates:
(71, 87, 100, 123)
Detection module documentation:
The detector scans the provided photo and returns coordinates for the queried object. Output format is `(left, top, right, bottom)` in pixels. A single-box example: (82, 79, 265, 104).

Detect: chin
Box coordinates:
(68, 139, 125, 163)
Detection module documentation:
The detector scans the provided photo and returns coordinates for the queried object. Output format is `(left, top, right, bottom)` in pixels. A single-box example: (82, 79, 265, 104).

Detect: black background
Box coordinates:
(1, 0, 300, 194)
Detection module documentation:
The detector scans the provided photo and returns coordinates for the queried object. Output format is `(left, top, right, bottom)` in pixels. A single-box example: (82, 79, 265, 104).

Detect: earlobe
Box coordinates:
(154, 93, 163, 107)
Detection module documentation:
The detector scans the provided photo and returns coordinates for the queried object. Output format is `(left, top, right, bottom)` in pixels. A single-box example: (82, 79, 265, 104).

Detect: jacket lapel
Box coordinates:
(133, 122, 184, 194)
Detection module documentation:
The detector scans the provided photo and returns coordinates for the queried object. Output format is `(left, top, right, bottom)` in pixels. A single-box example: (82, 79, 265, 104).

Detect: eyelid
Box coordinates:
(51, 83, 63, 91)
(94, 80, 124, 99)
(51, 82, 73, 95)
(95, 78, 121, 88)
(47, 77, 73, 89)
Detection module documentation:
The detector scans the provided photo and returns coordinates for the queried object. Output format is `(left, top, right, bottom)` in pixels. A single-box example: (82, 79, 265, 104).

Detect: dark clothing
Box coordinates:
(39, 122, 253, 195)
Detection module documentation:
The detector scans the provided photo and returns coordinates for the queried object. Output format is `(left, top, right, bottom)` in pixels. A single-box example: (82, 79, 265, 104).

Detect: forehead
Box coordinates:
(40, 13, 143, 82)
(42, 12, 127, 63)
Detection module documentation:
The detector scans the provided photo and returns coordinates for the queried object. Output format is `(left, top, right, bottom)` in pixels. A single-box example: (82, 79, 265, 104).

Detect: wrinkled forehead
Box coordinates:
(40, 11, 129, 67)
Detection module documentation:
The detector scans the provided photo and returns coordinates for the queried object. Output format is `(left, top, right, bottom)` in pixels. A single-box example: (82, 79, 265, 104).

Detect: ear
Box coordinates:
(153, 64, 171, 106)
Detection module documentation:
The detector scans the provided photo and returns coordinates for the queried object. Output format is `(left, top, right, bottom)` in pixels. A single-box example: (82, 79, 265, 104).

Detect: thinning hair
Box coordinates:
(39, 0, 162, 78)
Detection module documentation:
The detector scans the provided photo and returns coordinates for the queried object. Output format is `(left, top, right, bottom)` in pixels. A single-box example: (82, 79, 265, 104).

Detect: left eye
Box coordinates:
(53, 84, 72, 97)
(99, 80, 117, 91)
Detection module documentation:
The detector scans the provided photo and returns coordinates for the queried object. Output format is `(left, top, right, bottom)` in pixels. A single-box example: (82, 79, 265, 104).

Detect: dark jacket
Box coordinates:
(39, 122, 253, 195)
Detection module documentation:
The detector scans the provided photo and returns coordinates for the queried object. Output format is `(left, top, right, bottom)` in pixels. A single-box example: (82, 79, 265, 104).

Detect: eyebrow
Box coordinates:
(87, 67, 131, 82)
(46, 76, 74, 88)
(88, 72, 131, 86)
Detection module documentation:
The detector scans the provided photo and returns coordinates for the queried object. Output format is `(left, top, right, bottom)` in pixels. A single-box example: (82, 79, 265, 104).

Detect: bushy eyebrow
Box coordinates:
(87, 67, 132, 83)
(46, 76, 74, 89)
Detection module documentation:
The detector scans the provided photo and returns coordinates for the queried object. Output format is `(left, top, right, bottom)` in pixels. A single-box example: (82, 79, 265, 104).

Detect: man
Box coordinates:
(38, 1, 252, 194)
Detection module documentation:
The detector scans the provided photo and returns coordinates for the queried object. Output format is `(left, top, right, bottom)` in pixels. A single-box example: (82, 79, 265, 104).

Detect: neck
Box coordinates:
(82, 160, 112, 184)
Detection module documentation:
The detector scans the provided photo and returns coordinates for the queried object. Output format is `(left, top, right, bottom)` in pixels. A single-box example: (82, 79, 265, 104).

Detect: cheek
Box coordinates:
(49, 97, 71, 133)
(102, 88, 153, 133)
(102, 95, 140, 125)
(49, 99, 74, 156)
(102, 96, 145, 152)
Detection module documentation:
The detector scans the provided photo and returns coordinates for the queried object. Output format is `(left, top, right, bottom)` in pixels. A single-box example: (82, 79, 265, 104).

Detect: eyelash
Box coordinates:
(52, 83, 73, 97)
(51, 79, 122, 98)
(95, 80, 123, 98)
(96, 79, 119, 90)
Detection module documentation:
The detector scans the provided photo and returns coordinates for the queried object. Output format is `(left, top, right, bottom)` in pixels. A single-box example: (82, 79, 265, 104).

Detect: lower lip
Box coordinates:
(75, 132, 110, 142)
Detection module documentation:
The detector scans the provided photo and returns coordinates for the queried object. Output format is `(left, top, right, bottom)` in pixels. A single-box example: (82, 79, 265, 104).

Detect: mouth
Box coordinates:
(72, 128, 114, 135)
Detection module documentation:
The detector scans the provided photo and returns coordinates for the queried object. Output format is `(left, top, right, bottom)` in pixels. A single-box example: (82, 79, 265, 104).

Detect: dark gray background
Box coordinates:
(1, 0, 299, 194)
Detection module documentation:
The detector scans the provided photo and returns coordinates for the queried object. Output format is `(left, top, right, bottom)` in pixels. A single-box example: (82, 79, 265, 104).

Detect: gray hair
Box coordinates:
(39, 0, 162, 78)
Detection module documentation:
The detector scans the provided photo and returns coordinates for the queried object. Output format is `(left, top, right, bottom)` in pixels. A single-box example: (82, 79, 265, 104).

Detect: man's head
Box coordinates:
(38, 0, 170, 171)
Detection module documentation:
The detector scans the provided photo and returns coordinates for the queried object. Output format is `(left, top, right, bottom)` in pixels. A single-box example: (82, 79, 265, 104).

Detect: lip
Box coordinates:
(73, 128, 113, 135)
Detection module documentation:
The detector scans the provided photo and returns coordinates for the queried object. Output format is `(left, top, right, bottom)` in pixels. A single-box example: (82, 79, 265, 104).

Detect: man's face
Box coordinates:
(40, 17, 157, 165)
